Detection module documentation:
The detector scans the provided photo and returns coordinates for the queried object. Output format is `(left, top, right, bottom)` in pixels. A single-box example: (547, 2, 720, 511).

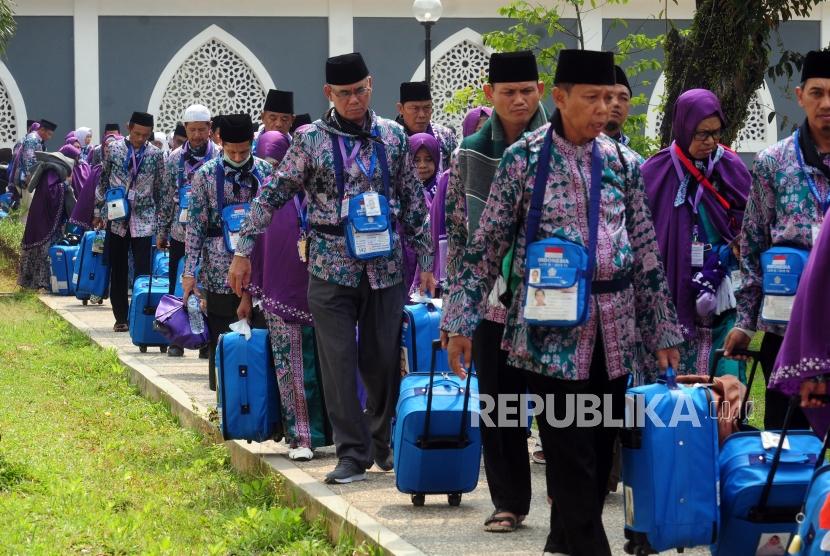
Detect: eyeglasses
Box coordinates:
(331, 86, 372, 99)
(693, 129, 722, 142)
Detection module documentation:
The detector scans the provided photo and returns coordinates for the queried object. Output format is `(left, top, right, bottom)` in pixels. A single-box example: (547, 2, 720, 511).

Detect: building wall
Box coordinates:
(4, 16, 74, 145)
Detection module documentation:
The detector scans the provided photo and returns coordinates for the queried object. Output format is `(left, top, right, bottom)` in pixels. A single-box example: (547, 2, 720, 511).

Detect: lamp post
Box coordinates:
(412, 0, 443, 88)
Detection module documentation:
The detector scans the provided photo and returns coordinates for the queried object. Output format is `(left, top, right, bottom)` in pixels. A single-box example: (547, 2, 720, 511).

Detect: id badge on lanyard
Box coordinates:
(178, 186, 191, 223)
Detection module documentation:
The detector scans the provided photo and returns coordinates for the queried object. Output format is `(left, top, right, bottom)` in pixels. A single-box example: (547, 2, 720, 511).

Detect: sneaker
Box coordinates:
(288, 447, 314, 462)
(167, 345, 184, 357)
(373, 451, 394, 472)
(324, 457, 367, 484)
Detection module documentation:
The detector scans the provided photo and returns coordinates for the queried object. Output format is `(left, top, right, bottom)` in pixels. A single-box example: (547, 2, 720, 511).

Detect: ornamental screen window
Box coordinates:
(156, 38, 267, 134)
(0, 80, 18, 146)
(429, 39, 490, 132)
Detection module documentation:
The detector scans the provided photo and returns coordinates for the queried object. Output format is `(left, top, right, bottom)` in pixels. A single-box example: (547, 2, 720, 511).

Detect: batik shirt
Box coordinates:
(441, 124, 684, 380)
(185, 157, 272, 294)
(95, 138, 164, 238)
(737, 132, 828, 337)
(18, 132, 43, 184)
(236, 112, 434, 290)
(158, 142, 220, 244)
(430, 123, 458, 170)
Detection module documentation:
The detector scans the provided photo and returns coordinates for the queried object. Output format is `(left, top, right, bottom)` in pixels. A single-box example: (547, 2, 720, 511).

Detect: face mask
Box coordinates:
(223, 152, 251, 169)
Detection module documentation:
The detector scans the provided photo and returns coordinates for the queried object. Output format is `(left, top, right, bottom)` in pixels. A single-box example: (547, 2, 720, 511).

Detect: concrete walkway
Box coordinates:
(40, 293, 707, 556)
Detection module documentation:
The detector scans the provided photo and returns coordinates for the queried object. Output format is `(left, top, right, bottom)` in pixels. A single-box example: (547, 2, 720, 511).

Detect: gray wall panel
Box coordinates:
(4, 16, 74, 144)
(98, 16, 328, 134)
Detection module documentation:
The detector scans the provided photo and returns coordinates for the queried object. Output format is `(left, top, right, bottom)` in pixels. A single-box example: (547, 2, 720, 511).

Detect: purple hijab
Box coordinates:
(22, 168, 66, 248)
(642, 89, 751, 337)
(247, 132, 312, 325)
(462, 106, 492, 138)
(770, 208, 830, 436)
(68, 161, 102, 230)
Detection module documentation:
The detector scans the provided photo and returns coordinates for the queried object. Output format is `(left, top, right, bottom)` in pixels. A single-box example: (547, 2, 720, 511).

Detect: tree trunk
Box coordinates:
(659, 1, 769, 148)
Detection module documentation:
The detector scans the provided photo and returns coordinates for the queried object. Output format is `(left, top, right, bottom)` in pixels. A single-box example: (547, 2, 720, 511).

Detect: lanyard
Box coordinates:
(672, 143, 731, 210)
(794, 128, 830, 214)
(330, 128, 390, 210)
(216, 163, 262, 210)
(178, 141, 214, 189)
(293, 195, 308, 232)
(123, 139, 147, 187)
(339, 136, 377, 179)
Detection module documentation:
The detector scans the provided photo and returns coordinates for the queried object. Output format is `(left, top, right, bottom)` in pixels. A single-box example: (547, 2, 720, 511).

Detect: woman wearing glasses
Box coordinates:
(640, 89, 751, 379)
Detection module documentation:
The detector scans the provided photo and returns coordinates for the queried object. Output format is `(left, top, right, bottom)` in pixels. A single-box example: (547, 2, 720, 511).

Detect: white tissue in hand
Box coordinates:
(229, 319, 252, 340)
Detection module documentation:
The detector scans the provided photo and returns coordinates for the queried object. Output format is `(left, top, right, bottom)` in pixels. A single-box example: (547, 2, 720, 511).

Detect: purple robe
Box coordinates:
(21, 169, 67, 248)
(462, 106, 492, 138)
(68, 162, 102, 231)
(770, 208, 830, 436)
(642, 89, 751, 337)
(248, 132, 312, 325)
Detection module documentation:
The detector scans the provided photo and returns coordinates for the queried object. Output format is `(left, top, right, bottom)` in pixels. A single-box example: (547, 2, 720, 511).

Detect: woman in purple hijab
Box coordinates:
(642, 89, 751, 378)
(238, 131, 331, 460)
(770, 211, 830, 437)
(462, 106, 492, 138)
(67, 135, 112, 233)
(18, 144, 79, 290)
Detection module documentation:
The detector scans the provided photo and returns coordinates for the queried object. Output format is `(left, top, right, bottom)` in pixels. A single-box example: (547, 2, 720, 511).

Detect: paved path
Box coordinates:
(41, 293, 707, 556)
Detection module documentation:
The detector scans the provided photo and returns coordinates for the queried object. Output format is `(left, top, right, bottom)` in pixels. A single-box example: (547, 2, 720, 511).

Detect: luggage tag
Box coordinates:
(340, 196, 350, 219)
(761, 431, 790, 451)
(731, 269, 742, 292)
(127, 189, 136, 202)
(92, 234, 105, 254)
(178, 186, 191, 223)
(691, 242, 705, 267)
(297, 232, 308, 263)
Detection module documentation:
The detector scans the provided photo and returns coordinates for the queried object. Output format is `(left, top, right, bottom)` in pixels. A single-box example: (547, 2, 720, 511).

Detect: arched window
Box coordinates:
(148, 25, 275, 134)
(645, 73, 777, 153)
(411, 28, 492, 132)
(0, 61, 26, 148)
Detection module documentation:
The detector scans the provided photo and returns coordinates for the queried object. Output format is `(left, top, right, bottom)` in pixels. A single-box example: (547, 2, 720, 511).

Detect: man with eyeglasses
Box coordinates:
(228, 52, 435, 485)
(396, 81, 457, 168)
(724, 50, 830, 429)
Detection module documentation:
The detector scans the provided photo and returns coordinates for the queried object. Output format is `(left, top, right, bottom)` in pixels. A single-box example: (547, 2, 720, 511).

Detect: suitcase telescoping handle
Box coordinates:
(418, 339, 473, 450)
(749, 395, 807, 524)
(710, 348, 760, 422)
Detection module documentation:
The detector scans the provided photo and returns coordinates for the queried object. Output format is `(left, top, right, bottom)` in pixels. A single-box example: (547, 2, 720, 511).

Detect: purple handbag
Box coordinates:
(153, 294, 210, 349)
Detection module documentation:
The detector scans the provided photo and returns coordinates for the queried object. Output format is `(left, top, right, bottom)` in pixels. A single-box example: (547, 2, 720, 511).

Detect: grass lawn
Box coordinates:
(0, 294, 362, 555)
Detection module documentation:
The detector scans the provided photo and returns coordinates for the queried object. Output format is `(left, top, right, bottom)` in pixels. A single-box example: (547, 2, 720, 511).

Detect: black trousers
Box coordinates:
(206, 291, 241, 392)
(167, 238, 185, 295)
(473, 319, 531, 516)
(108, 231, 152, 324)
(760, 332, 809, 430)
(526, 333, 627, 556)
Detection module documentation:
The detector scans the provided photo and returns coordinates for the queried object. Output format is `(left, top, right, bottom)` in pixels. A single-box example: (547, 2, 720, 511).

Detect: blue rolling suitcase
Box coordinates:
(621, 368, 720, 554)
(715, 396, 823, 556)
(152, 250, 169, 278)
(49, 244, 79, 295)
(401, 301, 448, 374)
(791, 433, 830, 555)
(128, 272, 170, 353)
(393, 340, 481, 507)
(216, 329, 281, 443)
(74, 230, 109, 302)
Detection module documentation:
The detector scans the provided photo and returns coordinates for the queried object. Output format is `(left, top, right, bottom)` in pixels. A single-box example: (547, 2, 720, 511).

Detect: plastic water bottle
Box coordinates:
(187, 295, 205, 334)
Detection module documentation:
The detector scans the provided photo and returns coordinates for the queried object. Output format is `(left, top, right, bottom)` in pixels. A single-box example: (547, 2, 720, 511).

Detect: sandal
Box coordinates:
(484, 510, 519, 532)
(531, 440, 546, 465)
(113, 323, 129, 332)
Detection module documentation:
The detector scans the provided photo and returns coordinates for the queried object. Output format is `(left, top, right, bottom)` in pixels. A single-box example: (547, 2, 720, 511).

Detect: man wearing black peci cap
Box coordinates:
(290, 113, 312, 133)
(9, 118, 56, 197)
(442, 49, 683, 555)
(228, 52, 435, 485)
(261, 89, 295, 135)
(442, 49, 548, 535)
(606, 65, 634, 148)
(89, 123, 123, 166)
(396, 81, 457, 168)
(182, 114, 272, 390)
(724, 49, 830, 430)
(94, 111, 165, 332)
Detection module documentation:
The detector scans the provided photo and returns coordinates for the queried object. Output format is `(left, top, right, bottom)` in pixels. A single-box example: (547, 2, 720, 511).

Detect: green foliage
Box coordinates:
(0, 210, 23, 253)
(0, 0, 16, 57)
(444, 0, 665, 156)
(0, 294, 345, 554)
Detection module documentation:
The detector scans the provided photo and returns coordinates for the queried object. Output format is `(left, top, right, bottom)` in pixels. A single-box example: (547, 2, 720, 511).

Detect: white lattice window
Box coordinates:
(411, 28, 492, 133)
(149, 25, 275, 134)
(0, 62, 25, 148)
(645, 73, 777, 153)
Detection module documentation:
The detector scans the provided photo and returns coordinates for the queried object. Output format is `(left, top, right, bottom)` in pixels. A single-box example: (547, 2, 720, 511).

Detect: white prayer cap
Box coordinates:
(182, 103, 211, 123)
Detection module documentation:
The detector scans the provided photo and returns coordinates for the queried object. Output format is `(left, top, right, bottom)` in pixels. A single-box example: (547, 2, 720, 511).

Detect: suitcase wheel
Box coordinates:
(448, 493, 462, 507)
(160, 346, 168, 353)
(97, 299, 103, 305)
(139, 345, 147, 353)
(411, 494, 425, 507)
(82, 299, 88, 306)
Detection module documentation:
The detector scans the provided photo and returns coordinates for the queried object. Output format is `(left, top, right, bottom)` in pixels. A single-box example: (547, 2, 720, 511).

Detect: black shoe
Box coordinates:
(167, 345, 184, 357)
(324, 457, 368, 484)
(198, 346, 209, 359)
(373, 451, 394, 472)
